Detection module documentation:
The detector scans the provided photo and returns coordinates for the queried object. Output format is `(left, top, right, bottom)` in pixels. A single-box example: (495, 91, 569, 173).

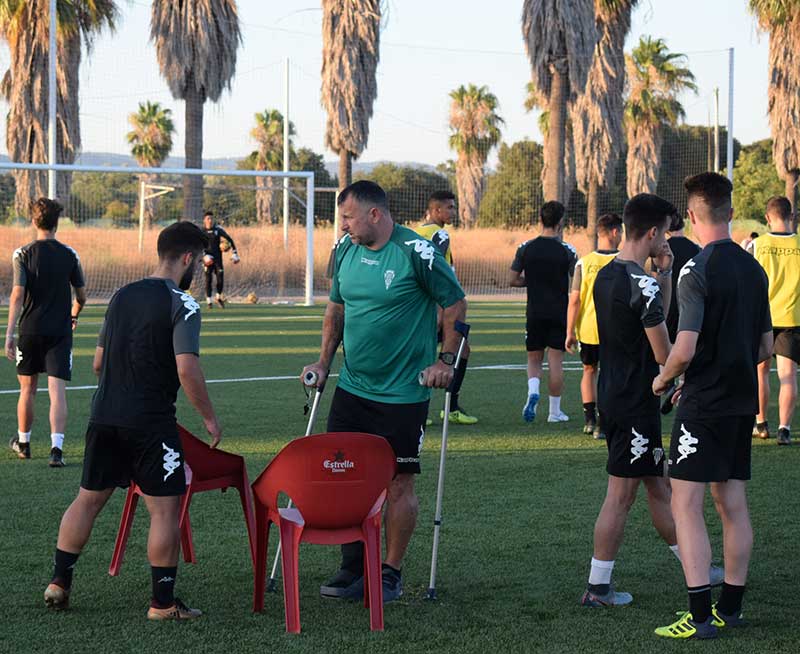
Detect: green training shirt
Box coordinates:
(330, 223, 465, 404)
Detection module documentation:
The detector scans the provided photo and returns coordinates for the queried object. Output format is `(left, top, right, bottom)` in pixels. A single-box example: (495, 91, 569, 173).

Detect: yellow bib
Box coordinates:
(752, 233, 800, 327)
(577, 251, 618, 344)
(414, 222, 453, 267)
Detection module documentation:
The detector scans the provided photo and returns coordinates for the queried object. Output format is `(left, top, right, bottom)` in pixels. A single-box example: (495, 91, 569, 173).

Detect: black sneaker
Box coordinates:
(753, 422, 770, 439)
(320, 568, 363, 599)
(49, 447, 65, 467)
(382, 565, 403, 603)
(10, 436, 30, 459)
(777, 428, 792, 446)
(583, 420, 596, 435)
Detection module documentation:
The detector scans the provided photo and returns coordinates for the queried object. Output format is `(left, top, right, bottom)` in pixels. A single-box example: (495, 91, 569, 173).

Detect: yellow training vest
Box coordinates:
(414, 222, 453, 267)
(751, 232, 800, 327)
(576, 251, 618, 344)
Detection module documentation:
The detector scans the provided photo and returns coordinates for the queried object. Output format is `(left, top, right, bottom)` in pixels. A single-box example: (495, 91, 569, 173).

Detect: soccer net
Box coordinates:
(0, 163, 324, 305)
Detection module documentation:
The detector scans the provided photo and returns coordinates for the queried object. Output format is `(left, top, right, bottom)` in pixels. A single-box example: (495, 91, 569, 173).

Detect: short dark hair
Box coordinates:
(597, 212, 623, 235)
(428, 189, 456, 210)
(540, 201, 565, 228)
(623, 194, 676, 240)
(766, 195, 792, 220)
(203, 210, 214, 219)
(684, 172, 733, 224)
(338, 180, 389, 210)
(31, 197, 63, 231)
(669, 212, 685, 232)
(157, 221, 209, 261)
(750, 231, 759, 239)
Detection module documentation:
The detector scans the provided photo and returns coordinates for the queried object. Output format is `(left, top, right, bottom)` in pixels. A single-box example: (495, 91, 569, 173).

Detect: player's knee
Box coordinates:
(388, 475, 417, 509)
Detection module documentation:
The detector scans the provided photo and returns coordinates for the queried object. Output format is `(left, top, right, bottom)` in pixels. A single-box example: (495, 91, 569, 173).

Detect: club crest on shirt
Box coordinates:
(404, 239, 435, 270)
(171, 288, 200, 321)
(631, 273, 660, 309)
(384, 269, 396, 289)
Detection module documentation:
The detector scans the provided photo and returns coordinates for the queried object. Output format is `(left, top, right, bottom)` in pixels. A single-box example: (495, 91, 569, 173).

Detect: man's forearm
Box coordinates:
(6, 291, 23, 337)
(178, 358, 217, 423)
(659, 354, 690, 384)
(440, 298, 468, 354)
(566, 293, 580, 336)
(657, 272, 672, 316)
(319, 303, 344, 369)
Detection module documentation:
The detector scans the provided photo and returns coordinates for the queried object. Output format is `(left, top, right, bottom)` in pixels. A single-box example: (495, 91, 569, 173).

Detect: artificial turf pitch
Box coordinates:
(0, 301, 796, 654)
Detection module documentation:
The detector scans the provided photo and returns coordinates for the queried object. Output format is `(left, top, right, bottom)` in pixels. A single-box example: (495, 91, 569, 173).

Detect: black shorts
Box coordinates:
(525, 317, 566, 352)
(602, 412, 665, 478)
(327, 387, 428, 474)
(669, 415, 753, 482)
(773, 327, 800, 363)
(579, 342, 599, 366)
(16, 332, 72, 380)
(81, 422, 186, 496)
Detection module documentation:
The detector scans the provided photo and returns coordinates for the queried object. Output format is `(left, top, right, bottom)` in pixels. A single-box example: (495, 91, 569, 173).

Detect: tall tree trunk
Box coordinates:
(545, 64, 568, 203)
(587, 176, 599, 249)
(184, 74, 205, 221)
(785, 170, 798, 214)
(338, 150, 352, 190)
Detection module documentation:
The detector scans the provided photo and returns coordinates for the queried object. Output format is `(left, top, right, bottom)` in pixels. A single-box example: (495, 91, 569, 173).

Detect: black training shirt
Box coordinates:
(676, 239, 771, 419)
(12, 240, 85, 336)
(666, 235, 701, 342)
(511, 236, 577, 321)
(204, 223, 236, 261)
(595, 259, 665, 417)
(91, 278, 201, 429)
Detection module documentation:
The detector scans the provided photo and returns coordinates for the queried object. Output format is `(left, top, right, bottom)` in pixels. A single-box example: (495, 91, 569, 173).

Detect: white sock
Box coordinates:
(18, 430, 30, 443)
(51, 433, 64, 449)
(549, 396, 561, 415)
(779, 424, 791, 431)
(527, 377, 540, 396)
(206, 297, 212, 304)
(670, 544, 681, 562)
(588, 557, 614, 585)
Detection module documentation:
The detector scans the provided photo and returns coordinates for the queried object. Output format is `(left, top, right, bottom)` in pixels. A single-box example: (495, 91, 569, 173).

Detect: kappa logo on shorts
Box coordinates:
(404, 239, 436, 270)
(171, 288, 200, 321)
(162, 442, 181, 481)
(630, 274, 660, 309)
(323, 449, 355, 473)
(676, 424, 699, 464)
(384, 269, 396, 289)
(630, 427, 649, 463)
(15, 347, 22, 366)
(653, 447, 664, 466)
(417, 425, 425, 455)
(69, 351, 73, 371)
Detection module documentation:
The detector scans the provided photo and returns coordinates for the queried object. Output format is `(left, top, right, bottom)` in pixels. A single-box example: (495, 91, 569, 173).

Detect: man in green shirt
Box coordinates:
(303, 181, 467, 603)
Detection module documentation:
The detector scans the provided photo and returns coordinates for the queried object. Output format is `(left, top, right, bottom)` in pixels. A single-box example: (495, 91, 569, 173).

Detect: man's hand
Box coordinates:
(301, 361, 329, 388)
(5, 335, 16, 362)
(652, 241, 674, 273)
(652, 373, 672, 396)
(204, 416, 222, 449)
(565, 333, 578, 354)
(419, 360, 455, 389)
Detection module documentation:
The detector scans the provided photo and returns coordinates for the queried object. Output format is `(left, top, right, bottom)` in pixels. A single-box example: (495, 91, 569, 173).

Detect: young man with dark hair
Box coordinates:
(202, 210, 239, 309)
(653, 172, 772, 640)
(747, 195, 799, 444)
(303, 180, 466, 603)
(6, 198, 86, 467)
(566, 213, 623, 438)
(510, 201, 577, 423)
(666, 212, 701, 344)
(414, 189, 477, 425)
(45, 221, 223, 620)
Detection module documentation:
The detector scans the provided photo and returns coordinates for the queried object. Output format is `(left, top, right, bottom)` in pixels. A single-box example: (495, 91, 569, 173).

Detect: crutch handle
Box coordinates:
(303, 370, 319, 387)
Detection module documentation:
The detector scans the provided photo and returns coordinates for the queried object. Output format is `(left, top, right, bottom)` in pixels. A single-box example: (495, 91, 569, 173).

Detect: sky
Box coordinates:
(0, 0, 773, 168)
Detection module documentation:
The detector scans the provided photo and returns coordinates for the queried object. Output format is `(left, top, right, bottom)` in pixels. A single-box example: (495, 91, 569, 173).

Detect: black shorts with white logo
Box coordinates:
(16, 332, 72, 380)
(669, 415, 753, 482)
(579, 342, 599, 366)
(773, 327, 800, 364)
(601, 412, 665, 478)
(327, 387, 428, 474)
(80, 422, 186, 496)
(525, 317, 566, 352)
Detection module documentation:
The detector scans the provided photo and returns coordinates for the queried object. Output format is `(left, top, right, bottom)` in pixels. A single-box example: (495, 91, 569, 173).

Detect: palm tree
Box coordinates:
(250, 109, 295, 224)
(127, 101, 175, 226)
(522, 0, 597, 203)
(448, 84, 503, 229)
(151, 0, 241, 221)
(573, 0, 638, 245)
(624, 36, 696, 197)
(321, 0, 381, 190)
(749, 0, 800, 209)
(0, 0, 117, 215)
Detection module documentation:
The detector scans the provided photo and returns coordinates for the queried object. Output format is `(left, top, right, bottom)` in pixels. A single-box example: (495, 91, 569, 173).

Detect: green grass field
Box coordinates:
(0, 301, 796, 654)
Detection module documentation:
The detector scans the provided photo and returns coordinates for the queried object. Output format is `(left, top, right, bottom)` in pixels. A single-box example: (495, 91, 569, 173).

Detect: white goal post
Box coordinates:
(0, 162, 317, 306)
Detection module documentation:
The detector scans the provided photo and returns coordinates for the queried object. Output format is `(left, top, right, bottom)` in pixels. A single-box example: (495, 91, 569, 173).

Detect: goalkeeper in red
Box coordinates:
(202, 210, 239, 308)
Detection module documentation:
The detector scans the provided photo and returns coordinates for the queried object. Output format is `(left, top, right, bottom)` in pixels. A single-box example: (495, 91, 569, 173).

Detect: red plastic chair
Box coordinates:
(251, 432, 396, 633)
(108, 424, 256, 576)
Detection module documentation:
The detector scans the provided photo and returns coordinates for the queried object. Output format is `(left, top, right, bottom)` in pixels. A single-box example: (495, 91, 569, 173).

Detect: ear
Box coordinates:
(687, 209, 697, 227)
(182, 251, 194, 266)
(648, 225, 659, 240)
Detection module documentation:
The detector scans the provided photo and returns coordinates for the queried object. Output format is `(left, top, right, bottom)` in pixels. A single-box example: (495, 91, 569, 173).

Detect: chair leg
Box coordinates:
(108, 486, 139, 576)
(252, 502, 270, 613)
(278, 519, 303, 634)
(364, 516, 384, 632)
(179, 491, 196, 564)
(237, 481, 257, 571)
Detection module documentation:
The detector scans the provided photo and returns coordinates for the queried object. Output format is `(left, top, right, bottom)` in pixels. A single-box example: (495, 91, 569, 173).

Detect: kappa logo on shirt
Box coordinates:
(404, 239, 436, 270)
(676, 424, 699, 464)
(630, 273, 660, 309)
(171, 288, 200, 321)
(162, 442, 181, 481)
(630, 427, 649, 463)
(384, 269, 396, 289)
(678, 260, 696, 283)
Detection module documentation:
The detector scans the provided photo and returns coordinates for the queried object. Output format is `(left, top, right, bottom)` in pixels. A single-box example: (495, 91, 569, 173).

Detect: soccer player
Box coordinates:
(565, 212, 623, 438)
(414, 190, 477, 425)
(666, 212, 701, 344)
(6, 198, 86, 467)
(510, 201, 577, 423)
(302, 181, 466, 603)
(748, 196, 799, 445)
(44, 222, 222, 620)
(653, 173, 772, 640)
(202, 210, 239, 308)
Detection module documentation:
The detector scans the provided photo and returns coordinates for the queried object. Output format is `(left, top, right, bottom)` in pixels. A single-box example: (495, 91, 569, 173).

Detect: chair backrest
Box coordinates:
(177, 424, 244, 481)
(252, 432, 397, 529)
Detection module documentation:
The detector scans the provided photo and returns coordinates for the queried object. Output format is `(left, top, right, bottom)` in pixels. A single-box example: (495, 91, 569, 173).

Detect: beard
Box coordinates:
(179, 257, 197, 290)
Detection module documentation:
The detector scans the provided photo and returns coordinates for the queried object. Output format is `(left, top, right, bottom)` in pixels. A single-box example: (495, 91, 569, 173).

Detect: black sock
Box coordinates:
(717, 582, 745, 616)
(52, 548, 79, 589)
(151, 566, 177, 608)
(448, 357, 468, 397)
(583, 402, 597, 423)
(688, 585, 712, 623)
(382, 563, 401, 577)
(341, 541, 364, 575)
